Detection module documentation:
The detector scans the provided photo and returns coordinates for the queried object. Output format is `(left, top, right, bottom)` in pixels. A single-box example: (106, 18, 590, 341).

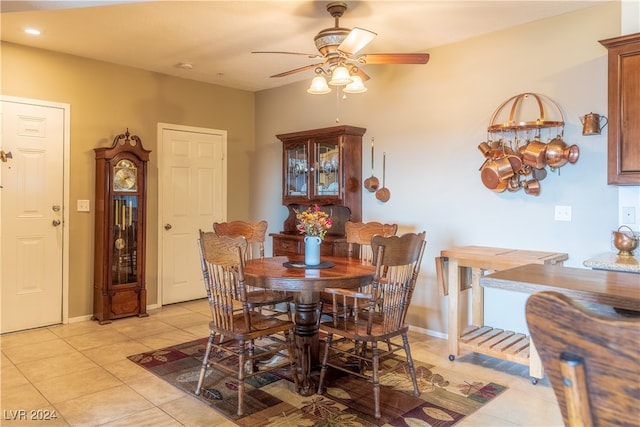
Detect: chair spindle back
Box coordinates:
(365, 232, 426, 334)
(198, 230, 249, 332)
(345, 221, 398, 262)
(213, 220, 267, 260)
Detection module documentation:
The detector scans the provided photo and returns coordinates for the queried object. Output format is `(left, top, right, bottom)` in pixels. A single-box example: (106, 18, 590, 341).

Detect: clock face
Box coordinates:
(114, 160, 137, 191)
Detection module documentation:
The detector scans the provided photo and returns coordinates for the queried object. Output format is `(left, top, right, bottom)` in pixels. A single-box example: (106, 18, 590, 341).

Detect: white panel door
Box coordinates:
(1, 100, 65, 333)
(159, 125, 226, 305)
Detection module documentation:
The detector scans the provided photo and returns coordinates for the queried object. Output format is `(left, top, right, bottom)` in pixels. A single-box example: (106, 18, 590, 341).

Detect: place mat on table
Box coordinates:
(283, 260, 335, 269)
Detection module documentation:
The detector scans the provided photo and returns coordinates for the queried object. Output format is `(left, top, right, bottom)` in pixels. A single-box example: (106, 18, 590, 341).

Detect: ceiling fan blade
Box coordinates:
(252, 51, 323, 59)
(270, 63, 324, 78)
(359, 53, 430, 65)
(338, 27, 377, 55)
(353, 67, 371, 82)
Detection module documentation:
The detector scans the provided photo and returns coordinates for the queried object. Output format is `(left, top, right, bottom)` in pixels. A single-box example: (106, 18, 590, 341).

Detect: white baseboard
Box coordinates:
(69, 314, 93, 324)
(69, 304, 161, 324)
(69, 306, 445, 340)
(409, 324, 448, 340)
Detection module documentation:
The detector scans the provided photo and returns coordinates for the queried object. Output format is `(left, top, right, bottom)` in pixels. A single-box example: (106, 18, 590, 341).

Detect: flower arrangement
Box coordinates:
(295, 205, 333, 240)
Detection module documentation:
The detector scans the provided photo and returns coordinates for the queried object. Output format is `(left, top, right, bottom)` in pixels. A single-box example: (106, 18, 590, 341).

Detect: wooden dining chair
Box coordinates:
(194, 230, 298, 416)
(319, 221, 398, 317)
(526, 291, 640, 427)
(213, 220, 292, 319)
(345, 221, 398, 262)
(213, 220, 268, 260)
(317, 232, 427, 419)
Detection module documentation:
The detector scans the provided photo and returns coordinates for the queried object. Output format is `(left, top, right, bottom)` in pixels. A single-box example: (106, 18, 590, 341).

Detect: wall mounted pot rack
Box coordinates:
(478, 92, 579, 196)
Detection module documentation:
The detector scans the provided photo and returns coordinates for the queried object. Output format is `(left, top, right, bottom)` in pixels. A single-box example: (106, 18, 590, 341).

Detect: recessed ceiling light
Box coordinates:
(24, 28, 41, 36)
(175, 62, 193, 70)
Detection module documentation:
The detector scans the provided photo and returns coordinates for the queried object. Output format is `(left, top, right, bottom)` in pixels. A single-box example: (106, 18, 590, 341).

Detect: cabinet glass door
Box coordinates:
(315, 139, 339, 196)
(112, 195, 138, 285)
(285, 142, 308, 198)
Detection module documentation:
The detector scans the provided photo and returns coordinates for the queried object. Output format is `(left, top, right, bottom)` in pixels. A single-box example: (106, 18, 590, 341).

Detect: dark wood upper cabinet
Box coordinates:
(271, 125, 365, 256)
(600, 33, 640, 185)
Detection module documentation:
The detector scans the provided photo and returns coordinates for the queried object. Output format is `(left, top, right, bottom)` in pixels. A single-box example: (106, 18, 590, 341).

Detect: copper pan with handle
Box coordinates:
(363, 138, 379, 192)
(375, 153, 390, 202)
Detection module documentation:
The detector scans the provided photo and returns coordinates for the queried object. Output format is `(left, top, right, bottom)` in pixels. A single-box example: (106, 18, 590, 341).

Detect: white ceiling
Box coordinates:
(1, 0, 609, 92)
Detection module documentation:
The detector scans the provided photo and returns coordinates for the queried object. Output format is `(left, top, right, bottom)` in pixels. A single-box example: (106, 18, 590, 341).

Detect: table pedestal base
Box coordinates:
(293, 296, 321, 396)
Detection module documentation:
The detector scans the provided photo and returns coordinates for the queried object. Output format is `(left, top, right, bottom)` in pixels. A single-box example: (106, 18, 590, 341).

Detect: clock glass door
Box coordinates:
(112, 195, 137, 285)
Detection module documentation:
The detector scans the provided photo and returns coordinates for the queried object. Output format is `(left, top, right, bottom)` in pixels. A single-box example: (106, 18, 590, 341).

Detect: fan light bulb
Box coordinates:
(343, 75, 367, 93)
(307, 76, 331, 94)
(329, 66, 353, 85)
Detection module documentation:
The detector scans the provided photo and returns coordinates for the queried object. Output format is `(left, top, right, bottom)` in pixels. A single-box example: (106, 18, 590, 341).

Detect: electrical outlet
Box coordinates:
(622, 206, 637, 224)
(77, 199, 90, 212)
(554, 205, 572, 222)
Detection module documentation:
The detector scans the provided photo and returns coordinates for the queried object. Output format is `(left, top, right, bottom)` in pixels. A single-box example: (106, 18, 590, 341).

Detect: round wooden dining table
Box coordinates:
(243, 255, 375, 396)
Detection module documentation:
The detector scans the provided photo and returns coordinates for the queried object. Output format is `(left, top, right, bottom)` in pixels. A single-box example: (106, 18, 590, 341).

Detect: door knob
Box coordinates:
(52, 219, 61, 226)
(164, 224, 172, 230)
(0, 150, 12, 162)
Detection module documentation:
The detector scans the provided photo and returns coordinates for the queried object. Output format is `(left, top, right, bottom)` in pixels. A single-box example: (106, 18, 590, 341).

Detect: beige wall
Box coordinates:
(1, 2, 634, 335)
(1, 42, 255, 317)
(256, 2, 628, 335)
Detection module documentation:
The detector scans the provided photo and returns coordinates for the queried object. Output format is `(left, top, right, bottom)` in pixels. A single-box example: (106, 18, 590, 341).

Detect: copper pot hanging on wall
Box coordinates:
(480, 157, 515, 191)
(545, 137, 579, 168)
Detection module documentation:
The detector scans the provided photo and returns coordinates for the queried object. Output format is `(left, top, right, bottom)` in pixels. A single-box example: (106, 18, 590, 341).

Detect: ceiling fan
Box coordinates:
(252, 1, 430, 89)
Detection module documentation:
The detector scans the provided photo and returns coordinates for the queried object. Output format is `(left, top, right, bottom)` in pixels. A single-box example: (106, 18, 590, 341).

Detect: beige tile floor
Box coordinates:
(1, 299, 562, 426)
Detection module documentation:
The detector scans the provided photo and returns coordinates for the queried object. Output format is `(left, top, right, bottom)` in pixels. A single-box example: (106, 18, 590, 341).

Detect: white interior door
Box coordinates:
(1, 97, 68, 333)
(158, 124, 226, 305)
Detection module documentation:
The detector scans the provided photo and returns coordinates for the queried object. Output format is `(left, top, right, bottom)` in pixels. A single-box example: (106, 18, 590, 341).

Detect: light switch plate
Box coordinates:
(77, 199, 90, 212)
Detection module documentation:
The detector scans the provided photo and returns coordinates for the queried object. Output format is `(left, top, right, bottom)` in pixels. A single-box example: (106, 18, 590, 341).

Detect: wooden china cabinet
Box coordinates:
(93, 130, 150, 324)
(271, 125, 365, 257)
(600, 33, 640, 185)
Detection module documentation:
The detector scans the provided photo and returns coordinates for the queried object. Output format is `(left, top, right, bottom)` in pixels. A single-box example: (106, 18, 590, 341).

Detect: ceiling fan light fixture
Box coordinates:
(307, 76, 332, 94)
(343, 75, 367, 93)
(253, 0, 430, 96)
(329, 65, 352, 85)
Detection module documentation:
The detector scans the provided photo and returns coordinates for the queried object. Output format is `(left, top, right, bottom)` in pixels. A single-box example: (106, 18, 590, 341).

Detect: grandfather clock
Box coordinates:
(93, 129, 150, 324)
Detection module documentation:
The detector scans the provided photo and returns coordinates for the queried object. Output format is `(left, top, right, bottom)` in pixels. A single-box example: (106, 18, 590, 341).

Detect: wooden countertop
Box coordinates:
(481, 264, 640, 311)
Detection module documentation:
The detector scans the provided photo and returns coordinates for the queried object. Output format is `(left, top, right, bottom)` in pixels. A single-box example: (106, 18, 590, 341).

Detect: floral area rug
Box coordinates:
(128, 337, 506, 426)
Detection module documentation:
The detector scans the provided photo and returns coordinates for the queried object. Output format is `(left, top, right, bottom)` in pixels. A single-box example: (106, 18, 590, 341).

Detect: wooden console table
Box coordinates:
(440, 246, 568, 381)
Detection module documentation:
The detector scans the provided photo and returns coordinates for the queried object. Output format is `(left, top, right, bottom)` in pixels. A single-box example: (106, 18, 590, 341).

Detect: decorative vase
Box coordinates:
(304, 235, 322, 266)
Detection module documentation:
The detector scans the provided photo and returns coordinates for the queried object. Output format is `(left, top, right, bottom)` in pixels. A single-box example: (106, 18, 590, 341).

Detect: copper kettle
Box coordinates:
(580, 113, 608, 136)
